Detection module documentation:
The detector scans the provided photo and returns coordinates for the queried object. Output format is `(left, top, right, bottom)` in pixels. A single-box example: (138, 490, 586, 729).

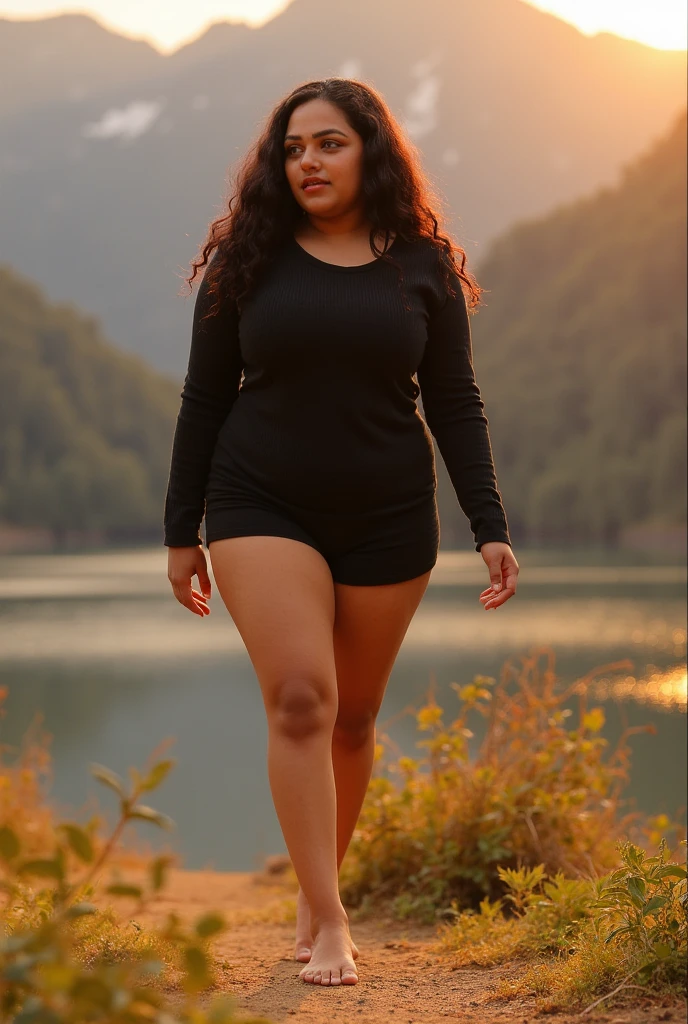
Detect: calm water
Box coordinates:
(0, 546, 685, 870)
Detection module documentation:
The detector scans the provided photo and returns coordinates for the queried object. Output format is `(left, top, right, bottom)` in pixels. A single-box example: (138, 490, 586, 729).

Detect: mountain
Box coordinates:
(443, 108, 686, 549)
(0, 263, 179, 540)
(0, 110, 684, 547)
(0, 13, 162, 120)
(0, 0, 684, 375)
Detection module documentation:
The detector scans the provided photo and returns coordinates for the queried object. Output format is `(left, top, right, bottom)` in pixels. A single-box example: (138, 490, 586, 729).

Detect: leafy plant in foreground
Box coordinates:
(590, 836, 687, 989)
(0, 751, 272, 1023)
(435, 837, 687, 1013)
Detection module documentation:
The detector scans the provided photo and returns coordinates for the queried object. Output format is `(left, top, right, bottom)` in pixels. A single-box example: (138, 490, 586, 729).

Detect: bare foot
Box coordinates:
(293, 888, 359, 963)
(299, 917, 358, 986)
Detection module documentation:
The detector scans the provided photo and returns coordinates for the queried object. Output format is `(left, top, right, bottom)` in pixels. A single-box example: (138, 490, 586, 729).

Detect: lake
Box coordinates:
(0, 545, 685, 871)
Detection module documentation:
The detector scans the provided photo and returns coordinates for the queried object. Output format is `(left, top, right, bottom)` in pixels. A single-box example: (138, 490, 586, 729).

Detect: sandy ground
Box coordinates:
(104, 864, 686, 1024)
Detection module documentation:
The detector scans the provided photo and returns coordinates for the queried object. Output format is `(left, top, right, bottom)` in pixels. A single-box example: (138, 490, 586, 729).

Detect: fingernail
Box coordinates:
(492, 583, 501, 591)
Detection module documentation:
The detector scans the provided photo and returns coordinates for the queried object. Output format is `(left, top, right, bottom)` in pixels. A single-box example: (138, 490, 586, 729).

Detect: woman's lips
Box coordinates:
(303, 182, 329, 192)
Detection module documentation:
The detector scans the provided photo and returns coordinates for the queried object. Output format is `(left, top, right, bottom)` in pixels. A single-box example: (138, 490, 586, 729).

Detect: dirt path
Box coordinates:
(108, 865, 685, 1024)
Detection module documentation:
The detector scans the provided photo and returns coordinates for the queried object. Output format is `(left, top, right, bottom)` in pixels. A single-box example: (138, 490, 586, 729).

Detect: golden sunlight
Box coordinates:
(0, 1, 685, 53)
(580, 664, 688, 712)
(526, 0, 687, 51)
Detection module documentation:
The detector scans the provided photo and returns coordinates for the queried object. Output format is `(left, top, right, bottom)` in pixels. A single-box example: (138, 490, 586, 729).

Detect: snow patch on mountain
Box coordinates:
(82, 99, 165, 141)
(403, 53, 442, 139)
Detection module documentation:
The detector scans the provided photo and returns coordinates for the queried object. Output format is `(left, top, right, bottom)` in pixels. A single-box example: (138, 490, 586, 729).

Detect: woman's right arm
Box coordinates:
(163, 256, 244, 548)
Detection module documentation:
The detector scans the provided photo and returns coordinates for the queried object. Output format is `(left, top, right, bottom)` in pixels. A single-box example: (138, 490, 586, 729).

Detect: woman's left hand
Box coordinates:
(478, 541, 519, 610)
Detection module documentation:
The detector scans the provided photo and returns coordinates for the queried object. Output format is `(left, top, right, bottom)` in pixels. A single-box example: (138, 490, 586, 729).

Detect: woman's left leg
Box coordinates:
(294, 569, 432, 964)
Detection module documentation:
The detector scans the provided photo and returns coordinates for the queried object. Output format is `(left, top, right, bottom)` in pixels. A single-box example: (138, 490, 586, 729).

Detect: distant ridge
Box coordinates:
(0, 0, 684, 374)
(0, 13, 162, 120)
(441, 109, 687, 550)
(0, 261, 179, 543)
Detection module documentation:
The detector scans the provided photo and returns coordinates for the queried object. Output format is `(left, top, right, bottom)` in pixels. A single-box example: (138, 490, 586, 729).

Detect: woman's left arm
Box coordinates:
(417, 265, 518, 608)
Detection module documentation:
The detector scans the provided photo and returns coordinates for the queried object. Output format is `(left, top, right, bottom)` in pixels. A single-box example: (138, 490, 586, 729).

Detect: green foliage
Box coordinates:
(436, 866, 602, 965)
(435, 838, 687, 1012)
(0, 751, 272, 1023)
(591, 836, 687, 986)
(448, 108, 688, 547)
(340, 646, 683, 923)
(0, 264, 180, 537)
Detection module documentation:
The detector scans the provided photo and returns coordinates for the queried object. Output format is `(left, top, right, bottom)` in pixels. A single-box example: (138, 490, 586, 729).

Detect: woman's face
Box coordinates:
(283, 98, 365, 220)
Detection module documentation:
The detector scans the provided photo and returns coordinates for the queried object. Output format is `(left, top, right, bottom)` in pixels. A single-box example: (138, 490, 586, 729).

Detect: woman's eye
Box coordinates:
(286, 141, 339, 155)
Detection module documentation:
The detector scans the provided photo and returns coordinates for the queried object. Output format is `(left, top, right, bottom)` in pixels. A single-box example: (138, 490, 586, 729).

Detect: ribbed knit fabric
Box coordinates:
(163, 233, 511, 552)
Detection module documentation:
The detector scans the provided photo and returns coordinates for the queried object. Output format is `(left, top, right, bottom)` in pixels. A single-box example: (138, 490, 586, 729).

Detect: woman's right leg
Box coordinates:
(208, 535, 358, 986)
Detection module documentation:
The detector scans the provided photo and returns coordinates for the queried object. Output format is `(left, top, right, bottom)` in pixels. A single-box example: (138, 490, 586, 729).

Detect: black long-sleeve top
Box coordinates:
(163, 233, 511, 552)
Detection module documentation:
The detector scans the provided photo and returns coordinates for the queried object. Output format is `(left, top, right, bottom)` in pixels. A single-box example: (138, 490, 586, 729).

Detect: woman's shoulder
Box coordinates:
(396, 234, 456, 274)
(394, 234, 460, 310)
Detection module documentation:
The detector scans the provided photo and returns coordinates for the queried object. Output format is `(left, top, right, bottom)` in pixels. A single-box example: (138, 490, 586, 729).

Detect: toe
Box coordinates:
(342, 968, 358, 985)
(331, 968, 342, 985)
(321, 969, 331, 985)
(313, 970, 322, 985)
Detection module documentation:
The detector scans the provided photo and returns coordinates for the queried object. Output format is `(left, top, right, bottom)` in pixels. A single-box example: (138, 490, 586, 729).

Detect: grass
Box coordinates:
(430, 838, 687, 1014)
(338, 644, 687, 1013)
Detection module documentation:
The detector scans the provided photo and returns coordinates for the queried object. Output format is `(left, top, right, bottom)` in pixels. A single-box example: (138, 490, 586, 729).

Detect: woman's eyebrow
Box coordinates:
(284, 128, 349, 142)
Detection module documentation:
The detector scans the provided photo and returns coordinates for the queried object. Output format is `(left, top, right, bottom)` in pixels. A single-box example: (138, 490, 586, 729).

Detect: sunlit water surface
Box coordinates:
(0, 546, 685, 870)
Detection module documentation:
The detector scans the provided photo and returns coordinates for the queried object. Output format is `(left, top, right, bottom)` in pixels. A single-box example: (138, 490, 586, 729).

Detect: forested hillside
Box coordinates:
(0, 265, 179, 540)
(447, 108, 687, 548)
(1, 109, 685, 549)
(0, 4, 684, 374)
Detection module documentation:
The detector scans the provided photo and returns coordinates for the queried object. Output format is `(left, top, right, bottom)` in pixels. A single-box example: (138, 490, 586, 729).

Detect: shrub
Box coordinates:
(339, 645, 685, 922)
(0, 693, 272, 1023)
(433, 837, 687, 1013)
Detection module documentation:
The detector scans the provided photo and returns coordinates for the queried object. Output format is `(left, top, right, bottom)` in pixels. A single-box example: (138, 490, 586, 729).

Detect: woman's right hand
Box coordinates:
(167, 544, 212, 617)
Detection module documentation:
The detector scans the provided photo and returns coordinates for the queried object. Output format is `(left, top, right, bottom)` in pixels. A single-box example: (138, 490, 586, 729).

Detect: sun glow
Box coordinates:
(0, 1, 685, 53)
(525, 0, 687, 51)
(581, 665, 688, 712)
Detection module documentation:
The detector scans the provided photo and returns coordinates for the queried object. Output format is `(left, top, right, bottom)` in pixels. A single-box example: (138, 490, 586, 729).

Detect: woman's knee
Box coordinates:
(268, 677, 338, 740)
(333, 707, 378, 750)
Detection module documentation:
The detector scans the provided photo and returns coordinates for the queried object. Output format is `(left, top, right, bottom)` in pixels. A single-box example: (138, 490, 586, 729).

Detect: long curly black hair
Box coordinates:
(184, 77, 483, 317)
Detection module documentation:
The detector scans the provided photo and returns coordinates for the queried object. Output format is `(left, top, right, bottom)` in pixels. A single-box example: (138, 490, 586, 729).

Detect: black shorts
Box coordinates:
(204, 484, 440, 587)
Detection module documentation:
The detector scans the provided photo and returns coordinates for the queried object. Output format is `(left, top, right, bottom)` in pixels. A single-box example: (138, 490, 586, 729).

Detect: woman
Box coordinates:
(164, 77, 519, 988)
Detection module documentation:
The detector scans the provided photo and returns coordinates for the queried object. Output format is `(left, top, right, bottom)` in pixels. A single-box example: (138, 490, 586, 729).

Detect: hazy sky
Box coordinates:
(1, 0, 686, 52)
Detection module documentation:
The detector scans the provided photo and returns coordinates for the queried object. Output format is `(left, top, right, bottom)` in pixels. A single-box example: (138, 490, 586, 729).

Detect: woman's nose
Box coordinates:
(300, 150, 321, 170)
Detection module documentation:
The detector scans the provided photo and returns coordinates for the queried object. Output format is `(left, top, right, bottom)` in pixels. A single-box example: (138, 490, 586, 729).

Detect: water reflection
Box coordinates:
(0, 545, 684, 869)
(578, 663, 687, 712)
(0, 549, 685, 664)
